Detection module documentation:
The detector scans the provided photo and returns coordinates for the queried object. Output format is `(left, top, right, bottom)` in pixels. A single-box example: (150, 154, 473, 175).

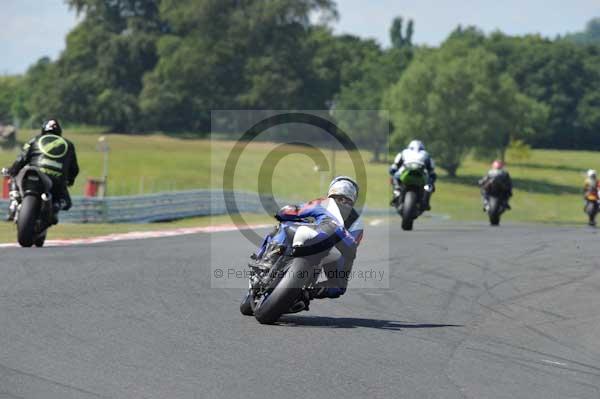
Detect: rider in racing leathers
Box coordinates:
(253, 176, 363, 299)
(3, 119, 79, 223)
(389, 140, 437, 210)
(584, 169, 600, 198)
(583, 169, 600, 226)
(478, 160, 513, 211)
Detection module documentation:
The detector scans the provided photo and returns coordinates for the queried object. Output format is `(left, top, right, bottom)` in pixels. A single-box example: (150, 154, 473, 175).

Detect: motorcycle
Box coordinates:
(482, 179, 510, 226)
(584, 191, 599, 226)
(391, 161, 430, 231)
(3, 166, 56, 247)
(240, 222, 327, 324)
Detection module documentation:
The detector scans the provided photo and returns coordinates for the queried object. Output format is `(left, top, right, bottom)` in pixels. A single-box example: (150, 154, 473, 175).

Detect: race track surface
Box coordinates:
(1, 221, 600, 398)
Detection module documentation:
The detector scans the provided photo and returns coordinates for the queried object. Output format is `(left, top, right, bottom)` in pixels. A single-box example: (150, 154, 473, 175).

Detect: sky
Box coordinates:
(0, 0, 599, 75)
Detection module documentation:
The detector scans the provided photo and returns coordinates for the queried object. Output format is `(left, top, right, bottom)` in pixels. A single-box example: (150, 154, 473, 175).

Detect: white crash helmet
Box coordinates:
(328, 176, 359, 205)
(407, 140, 425, 152)
(587, 169, 597, 178)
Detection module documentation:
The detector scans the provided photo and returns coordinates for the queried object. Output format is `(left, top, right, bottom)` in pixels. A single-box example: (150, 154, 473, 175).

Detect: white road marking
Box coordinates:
(541, 359, 567, 366)
(369, 219, 384, 226)
(0, 223, 272, 248)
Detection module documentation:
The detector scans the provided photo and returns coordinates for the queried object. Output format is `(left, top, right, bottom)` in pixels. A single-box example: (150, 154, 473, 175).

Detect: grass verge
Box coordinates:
(0, 128, 595, 226)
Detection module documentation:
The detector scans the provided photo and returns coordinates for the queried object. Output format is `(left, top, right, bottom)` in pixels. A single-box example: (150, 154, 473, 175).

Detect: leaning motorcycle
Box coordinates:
(484, 179, 510, 226)
(584, 190, 599, 226)
(3, 166, 56, 247)
(240, 222, 326, 324)
(391, 162, 430, 231)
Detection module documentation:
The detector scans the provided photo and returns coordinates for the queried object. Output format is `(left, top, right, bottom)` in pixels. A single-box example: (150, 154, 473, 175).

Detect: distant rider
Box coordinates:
(583, 169, 599, 197)
(253, 176, 363, 299)
(389, 140, 437, 210)
(478, 160, 512, 211)
(583, 169, 600, 226)
(3, 119, 79, 223)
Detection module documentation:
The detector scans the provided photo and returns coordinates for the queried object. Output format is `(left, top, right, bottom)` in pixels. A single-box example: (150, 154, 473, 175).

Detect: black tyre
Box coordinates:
(488, 197, 501, 226)
(17, 195, 40, 247)
(240, 291, 254, 316)
(585, 201, 598, 225)
(34, 231, 46, 248)
(254, 256, 317, 324)
(401, 190, 417, 231)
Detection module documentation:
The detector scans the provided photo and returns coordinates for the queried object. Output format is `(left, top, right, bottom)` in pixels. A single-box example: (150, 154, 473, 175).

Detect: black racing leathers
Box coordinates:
(479, 169, 512, 206)
(7, 134, 79, 210)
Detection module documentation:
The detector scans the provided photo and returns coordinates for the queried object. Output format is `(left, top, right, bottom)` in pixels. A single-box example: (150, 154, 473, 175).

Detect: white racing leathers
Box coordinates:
(389, 149, 437, 207)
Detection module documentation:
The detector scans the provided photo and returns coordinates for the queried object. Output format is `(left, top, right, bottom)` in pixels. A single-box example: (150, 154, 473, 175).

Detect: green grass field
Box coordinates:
(0, 128, 596, 240)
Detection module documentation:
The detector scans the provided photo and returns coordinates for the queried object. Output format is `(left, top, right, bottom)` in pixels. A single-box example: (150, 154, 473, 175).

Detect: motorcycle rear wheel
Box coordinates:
(488, 197, 501, 226)
(17, 195, 40, 247)
(401, 191, 417, 231)
(585, 201, 598, 225)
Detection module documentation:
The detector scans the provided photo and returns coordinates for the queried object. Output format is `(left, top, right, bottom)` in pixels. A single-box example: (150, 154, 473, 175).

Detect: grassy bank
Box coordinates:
(0, 128, 595, 226)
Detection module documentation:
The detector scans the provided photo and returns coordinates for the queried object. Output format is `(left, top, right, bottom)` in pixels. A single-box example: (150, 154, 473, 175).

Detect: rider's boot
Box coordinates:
(5, 200, 16, 221)
(288, 290, 311, 313)
(390, 186, 403, 207)
(423, 195, 432, 211)
(6, 187, 20, 221)
(49, 200, 66, 226)
(482, 196, 489, 212)
(309, 286, 345, 299)
(423, 185, 434, 211)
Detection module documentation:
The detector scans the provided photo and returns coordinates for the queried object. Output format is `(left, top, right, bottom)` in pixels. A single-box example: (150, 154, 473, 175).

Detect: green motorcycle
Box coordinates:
(392, 162, 429, 231)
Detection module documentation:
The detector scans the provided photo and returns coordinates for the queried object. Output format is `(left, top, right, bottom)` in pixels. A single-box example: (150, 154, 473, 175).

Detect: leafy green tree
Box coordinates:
(23, 0, 164, 131)
(19, 57, 61, 126)
(140, 0, 338, 132)
(564, 17, 600, 45)
(486, 35, 600, 149)
(335, 17, 414, 162)
(0, 76, 22, 123)
(334, 24, 414, 161)
(385, 42, 546, 176)
(390, 16, 414, 49)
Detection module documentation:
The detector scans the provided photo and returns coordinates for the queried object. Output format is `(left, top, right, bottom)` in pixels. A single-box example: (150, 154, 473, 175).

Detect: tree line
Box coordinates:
(0, 0, 599, 176)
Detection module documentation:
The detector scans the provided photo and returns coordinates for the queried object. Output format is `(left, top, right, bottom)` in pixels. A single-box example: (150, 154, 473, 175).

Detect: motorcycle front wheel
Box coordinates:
(239, 291, 254, 316)
(253, 256, 318, 324)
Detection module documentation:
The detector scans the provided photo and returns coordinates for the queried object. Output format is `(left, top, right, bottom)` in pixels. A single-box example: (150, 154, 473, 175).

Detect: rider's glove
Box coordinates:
(1, 168, 8, 176)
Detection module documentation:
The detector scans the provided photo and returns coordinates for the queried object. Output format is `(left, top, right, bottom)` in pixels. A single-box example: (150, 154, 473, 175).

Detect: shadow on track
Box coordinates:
(278, 316, 462, 330)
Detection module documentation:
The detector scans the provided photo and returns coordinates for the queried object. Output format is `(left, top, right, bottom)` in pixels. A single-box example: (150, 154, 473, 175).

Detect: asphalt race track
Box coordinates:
(1, 221, 600, 398)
